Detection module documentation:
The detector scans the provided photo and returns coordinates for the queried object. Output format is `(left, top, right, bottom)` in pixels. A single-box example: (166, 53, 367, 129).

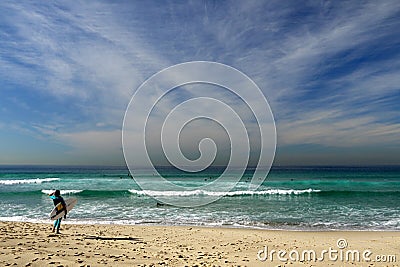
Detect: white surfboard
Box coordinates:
(49, 198, 77, 220)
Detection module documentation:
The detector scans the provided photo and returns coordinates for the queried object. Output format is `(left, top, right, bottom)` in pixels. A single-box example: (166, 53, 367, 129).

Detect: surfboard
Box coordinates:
(49, 198, 77, 220)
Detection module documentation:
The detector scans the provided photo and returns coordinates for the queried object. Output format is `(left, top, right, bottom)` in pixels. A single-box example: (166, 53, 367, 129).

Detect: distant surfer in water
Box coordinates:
(49, 190, 67, 234)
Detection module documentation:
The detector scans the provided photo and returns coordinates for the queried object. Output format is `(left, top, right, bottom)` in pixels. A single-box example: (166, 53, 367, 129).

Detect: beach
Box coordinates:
(1, 166, 399, 266)
(1, 221, 399, 267)
(1, 0, 400, 266)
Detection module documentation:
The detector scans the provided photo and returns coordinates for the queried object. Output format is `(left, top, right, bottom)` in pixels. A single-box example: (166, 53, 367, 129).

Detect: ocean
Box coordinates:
(1, 165, 399, 231)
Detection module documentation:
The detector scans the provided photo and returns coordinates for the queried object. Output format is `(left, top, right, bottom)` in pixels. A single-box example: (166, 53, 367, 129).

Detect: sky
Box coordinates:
(0, 0, 399, 166)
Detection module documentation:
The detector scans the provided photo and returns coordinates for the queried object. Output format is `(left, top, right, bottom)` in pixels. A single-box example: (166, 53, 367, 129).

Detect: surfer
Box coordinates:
(49, 190, 67, 234)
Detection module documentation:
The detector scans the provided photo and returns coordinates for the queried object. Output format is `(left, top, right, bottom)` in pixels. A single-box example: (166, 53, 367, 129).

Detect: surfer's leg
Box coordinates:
(55, 218, 62, 233)
(57, 218, 63, 233)
(52, 220, 58, 232)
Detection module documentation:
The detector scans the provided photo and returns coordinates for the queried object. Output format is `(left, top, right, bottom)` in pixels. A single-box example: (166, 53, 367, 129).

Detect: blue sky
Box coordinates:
(0, 0, 399, 166)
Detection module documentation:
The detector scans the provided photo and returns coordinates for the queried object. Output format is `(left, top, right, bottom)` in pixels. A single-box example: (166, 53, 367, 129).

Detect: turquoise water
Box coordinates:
(0, 165, 399, 230)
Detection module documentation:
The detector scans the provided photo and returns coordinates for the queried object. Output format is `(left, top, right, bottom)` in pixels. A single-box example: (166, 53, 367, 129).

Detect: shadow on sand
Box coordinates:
(85, 235, 143, 242)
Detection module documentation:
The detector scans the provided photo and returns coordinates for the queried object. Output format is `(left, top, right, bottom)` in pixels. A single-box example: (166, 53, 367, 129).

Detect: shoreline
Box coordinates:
(1, 221, 399, 266)
(1, 218, 399, 232)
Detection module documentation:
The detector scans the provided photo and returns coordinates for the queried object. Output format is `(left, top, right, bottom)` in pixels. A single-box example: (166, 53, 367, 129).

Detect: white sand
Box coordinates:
(0, 221, 399, 266)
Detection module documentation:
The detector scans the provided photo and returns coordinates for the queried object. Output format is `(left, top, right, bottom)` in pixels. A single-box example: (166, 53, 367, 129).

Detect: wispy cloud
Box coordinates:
(221, 1, 400, 152)
(0, 1, 399, 165)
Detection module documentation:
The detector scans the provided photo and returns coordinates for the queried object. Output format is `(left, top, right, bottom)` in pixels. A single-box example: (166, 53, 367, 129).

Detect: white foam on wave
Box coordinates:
(128, 188, 321, 197)
(0, 178, 60, 185)
(41, 189, 83, 195)
(381, 218, 400, 227)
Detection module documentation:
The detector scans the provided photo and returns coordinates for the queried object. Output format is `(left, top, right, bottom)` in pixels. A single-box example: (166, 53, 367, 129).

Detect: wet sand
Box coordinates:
(0, 221, 399, 266)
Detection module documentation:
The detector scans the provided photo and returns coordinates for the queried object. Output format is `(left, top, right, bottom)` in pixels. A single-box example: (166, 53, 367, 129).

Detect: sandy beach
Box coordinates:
(0, 221, 398, 266)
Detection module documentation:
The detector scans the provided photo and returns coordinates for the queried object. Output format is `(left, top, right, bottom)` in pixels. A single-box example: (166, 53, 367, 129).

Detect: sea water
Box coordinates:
(0, 165, 399, 230)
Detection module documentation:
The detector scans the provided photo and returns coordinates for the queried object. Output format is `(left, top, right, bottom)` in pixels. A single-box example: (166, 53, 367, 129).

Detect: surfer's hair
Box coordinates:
(54, 190, 60, 196)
